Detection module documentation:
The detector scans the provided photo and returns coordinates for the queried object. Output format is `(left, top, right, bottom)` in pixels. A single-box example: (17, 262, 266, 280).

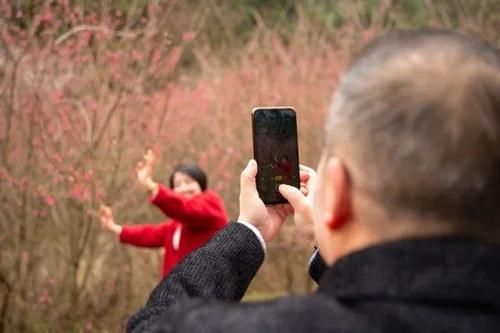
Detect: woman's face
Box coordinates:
(172, 172, 202, 198)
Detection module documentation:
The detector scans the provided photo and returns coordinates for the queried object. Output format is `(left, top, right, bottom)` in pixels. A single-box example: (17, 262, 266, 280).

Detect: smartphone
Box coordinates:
(252, 106, 300, 205)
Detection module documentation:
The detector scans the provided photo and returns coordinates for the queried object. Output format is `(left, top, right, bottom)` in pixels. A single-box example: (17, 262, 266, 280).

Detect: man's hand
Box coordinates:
(98, 204, 123, 234)
(136, 148, 159, 194)
(238, 160, 292, 243)
(279, 165, 316, 247)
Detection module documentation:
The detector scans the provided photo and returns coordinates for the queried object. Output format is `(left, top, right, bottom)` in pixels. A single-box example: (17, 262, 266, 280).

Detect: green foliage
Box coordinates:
(5, 0, 499, 56)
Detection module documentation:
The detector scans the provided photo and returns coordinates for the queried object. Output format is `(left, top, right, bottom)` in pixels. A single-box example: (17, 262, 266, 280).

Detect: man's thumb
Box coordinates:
(279, 184, 306, 211)
(240, 159, 257, 191)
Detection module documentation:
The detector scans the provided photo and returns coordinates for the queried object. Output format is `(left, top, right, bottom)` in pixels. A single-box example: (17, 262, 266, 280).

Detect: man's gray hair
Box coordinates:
(326, 29, 500, 240)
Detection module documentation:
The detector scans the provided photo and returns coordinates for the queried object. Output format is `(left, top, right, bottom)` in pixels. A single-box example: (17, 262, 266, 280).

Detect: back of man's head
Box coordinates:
(327, 29, 500, 241)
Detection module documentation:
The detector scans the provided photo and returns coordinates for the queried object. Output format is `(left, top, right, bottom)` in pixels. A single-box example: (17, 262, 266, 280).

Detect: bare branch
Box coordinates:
(55, 25, 142, 46)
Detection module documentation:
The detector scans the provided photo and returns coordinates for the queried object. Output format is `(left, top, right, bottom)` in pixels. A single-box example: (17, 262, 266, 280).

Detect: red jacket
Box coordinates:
(119, 185, 228, 277)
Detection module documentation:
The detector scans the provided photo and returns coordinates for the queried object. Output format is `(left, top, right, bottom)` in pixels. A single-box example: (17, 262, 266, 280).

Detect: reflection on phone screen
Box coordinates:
(253, 108, 299, 204)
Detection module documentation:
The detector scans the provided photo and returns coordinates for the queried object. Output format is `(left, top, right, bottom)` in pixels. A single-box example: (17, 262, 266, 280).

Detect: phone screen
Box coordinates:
(252, 107, 300, 205)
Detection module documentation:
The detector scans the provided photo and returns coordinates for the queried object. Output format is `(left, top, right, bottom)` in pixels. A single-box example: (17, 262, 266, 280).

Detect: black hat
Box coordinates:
(169, 163, 207, 191)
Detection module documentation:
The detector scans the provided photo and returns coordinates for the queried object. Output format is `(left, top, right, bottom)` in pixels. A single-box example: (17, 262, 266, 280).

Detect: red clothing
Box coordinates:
(119, 185, 228, 277)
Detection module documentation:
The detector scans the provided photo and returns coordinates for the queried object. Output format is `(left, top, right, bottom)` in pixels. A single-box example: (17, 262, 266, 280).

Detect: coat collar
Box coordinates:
(318, 236, 500, 308)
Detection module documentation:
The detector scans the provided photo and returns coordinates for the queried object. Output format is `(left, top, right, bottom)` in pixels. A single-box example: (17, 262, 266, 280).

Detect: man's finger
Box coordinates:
(240, 159, 258, 193)
(299, 164, 315, 173)
(268, 205, 287, 220)
(300, 185, 309, 196)
(299, 171, 310, 183)
(279, 184, 307, 211)
(284, 204, 294, 216)
(299, 165, 316, 182)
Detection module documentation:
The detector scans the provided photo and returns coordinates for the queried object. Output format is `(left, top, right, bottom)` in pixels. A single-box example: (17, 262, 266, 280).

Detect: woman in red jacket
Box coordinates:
(99, 149, 228, 277)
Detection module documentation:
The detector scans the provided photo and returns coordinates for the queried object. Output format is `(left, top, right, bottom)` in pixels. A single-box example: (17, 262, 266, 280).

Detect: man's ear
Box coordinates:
(323, 157, 352, 230)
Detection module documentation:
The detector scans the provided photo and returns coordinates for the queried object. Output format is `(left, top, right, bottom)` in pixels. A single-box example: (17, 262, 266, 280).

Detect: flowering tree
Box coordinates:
(0, 1, 197, 331)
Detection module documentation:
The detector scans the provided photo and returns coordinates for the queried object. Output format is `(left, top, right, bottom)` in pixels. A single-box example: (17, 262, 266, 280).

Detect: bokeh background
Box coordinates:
(0, 1, 498, 331)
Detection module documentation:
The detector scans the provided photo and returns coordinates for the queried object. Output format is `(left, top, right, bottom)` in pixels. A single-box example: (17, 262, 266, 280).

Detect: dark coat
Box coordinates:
(127, 222, 500, 332)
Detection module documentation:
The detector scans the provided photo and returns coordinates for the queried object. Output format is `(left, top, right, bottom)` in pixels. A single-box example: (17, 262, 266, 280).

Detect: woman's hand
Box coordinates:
(98, 204, 123, 235)
(278, 165, 316, 247)
(136, 148, 159, 194)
